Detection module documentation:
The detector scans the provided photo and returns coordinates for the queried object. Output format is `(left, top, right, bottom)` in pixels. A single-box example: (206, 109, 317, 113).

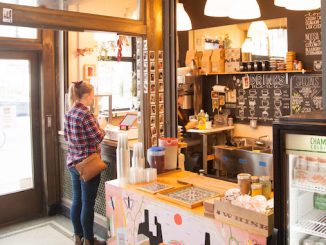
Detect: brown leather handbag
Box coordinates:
(75, 153, 107, 182)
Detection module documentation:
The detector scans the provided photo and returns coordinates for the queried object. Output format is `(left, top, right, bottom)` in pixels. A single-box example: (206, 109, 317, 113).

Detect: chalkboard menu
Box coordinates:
(235, 74, 290, 124)
(291, 74, 322, 114)
(304, 11, 322, 72)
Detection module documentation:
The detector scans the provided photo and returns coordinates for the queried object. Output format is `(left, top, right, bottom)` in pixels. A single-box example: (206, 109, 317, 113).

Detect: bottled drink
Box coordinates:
(205, 112, 209, 122)
(198, 109, 206, 130)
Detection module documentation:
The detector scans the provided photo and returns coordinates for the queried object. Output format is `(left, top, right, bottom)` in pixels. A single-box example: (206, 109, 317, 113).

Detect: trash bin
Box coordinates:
(185, 152, 202, 173)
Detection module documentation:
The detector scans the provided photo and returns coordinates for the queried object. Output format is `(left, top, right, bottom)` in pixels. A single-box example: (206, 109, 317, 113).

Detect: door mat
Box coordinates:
(0, 221, 73, 245)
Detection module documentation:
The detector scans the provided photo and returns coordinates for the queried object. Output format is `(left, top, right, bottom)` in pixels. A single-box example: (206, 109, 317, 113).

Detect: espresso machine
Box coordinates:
(177, 68, 195, 119)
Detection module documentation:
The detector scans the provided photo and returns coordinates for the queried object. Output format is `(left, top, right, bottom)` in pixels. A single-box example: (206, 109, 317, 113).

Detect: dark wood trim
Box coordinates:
(143, 0, 164, 148)
(0, 40, 42, 51)
(41, 29, 61, 208)
(0, 3, 147, 35)
(63, 31, 69, 93)
(322, 1, 326, 109)
(163, 0, 177, 138)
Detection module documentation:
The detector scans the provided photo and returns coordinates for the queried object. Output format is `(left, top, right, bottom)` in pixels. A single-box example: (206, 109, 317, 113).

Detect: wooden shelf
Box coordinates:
(199, 70, 311, 76)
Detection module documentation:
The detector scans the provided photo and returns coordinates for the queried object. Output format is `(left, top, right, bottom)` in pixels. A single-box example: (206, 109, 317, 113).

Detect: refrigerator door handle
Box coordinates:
(270, 228, 278, 245)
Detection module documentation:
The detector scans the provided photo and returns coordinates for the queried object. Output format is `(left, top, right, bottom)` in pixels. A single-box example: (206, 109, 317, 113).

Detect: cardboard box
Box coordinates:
(201, 50, 213, 74)
(185, 50, 196, 67)
(214, 199, 274, 237)
(225, 48, 241, 73)
(211, 49, 225, 73)
(195, 51, 203, 69)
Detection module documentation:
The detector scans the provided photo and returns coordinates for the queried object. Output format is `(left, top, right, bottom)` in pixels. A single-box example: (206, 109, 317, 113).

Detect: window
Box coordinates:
(251, 28, 288, 58)
(91, 34, 137, 112)
(0, 25, 37, 39)
(95, 61, 136, 111)
(0, 0, 142, 20)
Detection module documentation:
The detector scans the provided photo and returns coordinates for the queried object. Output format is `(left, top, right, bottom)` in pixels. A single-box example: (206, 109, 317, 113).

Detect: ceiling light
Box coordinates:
(247, 21, 268, 38)
(274, 0, 286, 7)
(241, 38, 253, 53)
(229, 0, 261, 20)
(284, 0, 320, 11)
(204, 0, 230, 17)
(177, 3, 192, 31)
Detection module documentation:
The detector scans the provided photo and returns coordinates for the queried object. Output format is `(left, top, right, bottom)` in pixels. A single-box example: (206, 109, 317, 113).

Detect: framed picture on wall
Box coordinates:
(84, 64, 96, 80)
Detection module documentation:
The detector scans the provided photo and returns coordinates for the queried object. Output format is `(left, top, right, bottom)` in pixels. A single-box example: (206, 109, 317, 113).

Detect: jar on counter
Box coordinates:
(254, 61, 262, 71)
(262, 60, 270, 71)
(251, 176, 259, 183)
(247, 62, 255, 71)
(260, 176, 272, 199)
(251, 183, 263, 196)
(237, 173, 251, 195)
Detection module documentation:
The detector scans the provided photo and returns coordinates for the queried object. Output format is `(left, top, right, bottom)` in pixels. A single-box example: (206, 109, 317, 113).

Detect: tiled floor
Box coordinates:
(0, 215, 74, 245)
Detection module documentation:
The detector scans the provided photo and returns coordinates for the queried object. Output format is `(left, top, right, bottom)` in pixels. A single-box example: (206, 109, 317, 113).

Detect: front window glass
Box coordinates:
(0, 0, 142, 20)
(68, 31, 138, 112)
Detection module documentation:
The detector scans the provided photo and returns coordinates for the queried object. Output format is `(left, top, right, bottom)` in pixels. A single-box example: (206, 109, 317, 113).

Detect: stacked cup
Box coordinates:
(129, 142, 145, 184)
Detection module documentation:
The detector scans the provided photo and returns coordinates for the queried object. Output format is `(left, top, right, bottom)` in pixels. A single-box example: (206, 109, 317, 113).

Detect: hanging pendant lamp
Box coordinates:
(177, 3, 192, 31)
(204, 0, 230, 17)
(274, 0, 286, 7)
(241, 38, 253, 53)
(284, 0, 320, 11)
(247, 21, 268, 38)
(229, 0, 261, 20)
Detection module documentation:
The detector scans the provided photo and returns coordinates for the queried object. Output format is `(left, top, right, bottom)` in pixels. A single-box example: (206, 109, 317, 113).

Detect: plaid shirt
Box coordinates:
(64, 102, 105, 167)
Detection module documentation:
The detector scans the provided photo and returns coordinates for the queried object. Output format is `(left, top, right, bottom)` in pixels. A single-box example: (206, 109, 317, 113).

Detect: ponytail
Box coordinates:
(68, 81, 94, 108)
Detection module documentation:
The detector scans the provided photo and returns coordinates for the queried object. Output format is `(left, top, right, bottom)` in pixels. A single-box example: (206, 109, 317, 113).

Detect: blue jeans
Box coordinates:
(69, 167, 100, 241)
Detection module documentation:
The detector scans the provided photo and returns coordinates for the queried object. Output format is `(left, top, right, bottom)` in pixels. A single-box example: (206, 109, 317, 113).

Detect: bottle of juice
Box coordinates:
(198, 109, 206, 130)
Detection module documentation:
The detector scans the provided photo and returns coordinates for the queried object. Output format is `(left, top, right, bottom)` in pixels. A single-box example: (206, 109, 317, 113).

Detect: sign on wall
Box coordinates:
(290, 74, 322, 114)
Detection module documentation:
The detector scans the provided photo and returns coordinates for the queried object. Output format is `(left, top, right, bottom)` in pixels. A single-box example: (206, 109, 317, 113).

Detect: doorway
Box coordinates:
(0, 51, 43, 225)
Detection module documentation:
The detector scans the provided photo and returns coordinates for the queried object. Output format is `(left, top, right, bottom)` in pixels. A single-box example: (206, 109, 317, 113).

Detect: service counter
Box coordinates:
(105, 170, 269, 245)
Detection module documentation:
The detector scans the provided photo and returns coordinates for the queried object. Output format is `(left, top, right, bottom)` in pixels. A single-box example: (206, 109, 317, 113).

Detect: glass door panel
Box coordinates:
(0, 51, 43, 224)
(0, 59, 33, 195)
(286, 134, 326, 244)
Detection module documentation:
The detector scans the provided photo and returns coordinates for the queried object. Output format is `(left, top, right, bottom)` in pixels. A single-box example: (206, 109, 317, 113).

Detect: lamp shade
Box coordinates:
(241, 38, 253, 53)
(177, 3, 192, 31)
(247, 21, 268, 38)
(229, 0, 261, 20)
(204, 0, 230, 17)
(274, 0, 286, 7)
(284, 0, 320, 11)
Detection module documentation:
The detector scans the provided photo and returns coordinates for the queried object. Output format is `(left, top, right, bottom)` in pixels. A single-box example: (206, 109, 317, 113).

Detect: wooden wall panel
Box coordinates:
(0, 3, 146, 35)
(41, 29, 61, 210)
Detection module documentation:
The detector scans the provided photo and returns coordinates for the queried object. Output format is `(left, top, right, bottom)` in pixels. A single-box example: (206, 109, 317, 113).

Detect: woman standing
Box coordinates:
(64, 81, 107, 245)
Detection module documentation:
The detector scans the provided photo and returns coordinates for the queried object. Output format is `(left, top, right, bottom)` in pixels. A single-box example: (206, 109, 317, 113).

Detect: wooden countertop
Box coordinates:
(187, 125, 234, 134)
(106, 170, 237, 215)
(58, 130, 138, 149)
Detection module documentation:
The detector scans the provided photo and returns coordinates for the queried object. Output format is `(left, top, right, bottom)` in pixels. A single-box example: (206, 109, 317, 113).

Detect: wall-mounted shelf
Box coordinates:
(199, 70, 312, 76)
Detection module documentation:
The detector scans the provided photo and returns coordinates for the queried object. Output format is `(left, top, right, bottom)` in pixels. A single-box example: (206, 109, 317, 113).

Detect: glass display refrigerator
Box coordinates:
(273, 110, 326, 245)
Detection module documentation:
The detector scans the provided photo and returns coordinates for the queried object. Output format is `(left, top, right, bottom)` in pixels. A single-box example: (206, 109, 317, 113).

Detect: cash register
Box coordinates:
(104, 113, 138, 141)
